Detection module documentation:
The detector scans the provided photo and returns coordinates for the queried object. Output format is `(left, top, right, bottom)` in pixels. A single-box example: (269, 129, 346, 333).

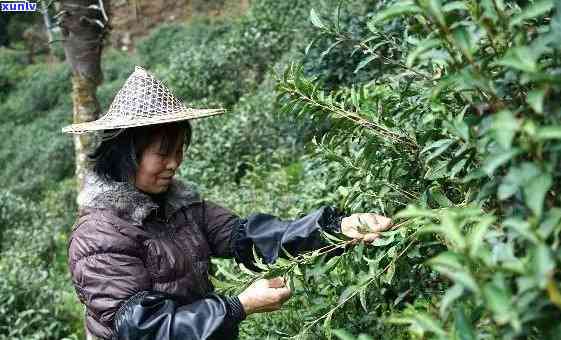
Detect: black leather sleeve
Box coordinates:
(230, 206, 345, 268)
(112, 291, 245, 340)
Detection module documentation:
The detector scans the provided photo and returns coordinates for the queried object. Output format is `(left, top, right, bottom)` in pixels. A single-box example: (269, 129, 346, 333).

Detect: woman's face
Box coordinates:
(134, 131, 184, 194)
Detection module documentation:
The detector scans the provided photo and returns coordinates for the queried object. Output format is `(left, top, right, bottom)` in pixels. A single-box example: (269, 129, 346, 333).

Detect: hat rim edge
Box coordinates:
(61, 109, 226, 134)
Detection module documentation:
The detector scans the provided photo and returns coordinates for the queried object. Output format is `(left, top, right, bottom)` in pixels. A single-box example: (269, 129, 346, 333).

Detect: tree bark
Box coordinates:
(58, 0, 109, 196)
(40, 0, 54, 43)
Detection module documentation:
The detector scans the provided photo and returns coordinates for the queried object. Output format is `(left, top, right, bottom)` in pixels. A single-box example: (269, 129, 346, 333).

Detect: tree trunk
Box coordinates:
(40, 0, 54, 43)
(58, 0, 109, 196)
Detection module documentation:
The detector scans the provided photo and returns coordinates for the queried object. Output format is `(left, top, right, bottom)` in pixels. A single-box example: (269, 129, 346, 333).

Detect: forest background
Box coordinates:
(0, 0, 560, 339)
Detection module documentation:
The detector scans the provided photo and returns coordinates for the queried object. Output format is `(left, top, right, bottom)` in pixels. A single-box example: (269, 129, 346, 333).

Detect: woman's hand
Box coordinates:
(238, 277, 292, 315)
(341, 213, 392, 242)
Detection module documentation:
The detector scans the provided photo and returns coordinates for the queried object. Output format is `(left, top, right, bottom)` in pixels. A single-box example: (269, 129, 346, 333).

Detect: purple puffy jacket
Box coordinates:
(68, 172, 342, 339)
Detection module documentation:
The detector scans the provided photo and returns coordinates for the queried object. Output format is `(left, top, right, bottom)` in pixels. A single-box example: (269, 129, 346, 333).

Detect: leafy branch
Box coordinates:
(277, 65, 418, 150)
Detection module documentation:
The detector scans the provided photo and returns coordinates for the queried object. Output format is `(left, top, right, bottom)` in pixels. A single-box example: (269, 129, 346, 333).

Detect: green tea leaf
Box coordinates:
(469, 216, 494, 257)
(483, 282, 513, 324)
(496, 47, 538, 73)
(454, 306, 476, 340)
(359, 288, 368, 312)
(482, 149, 520, 176)
(442, 1, 468, 12)
(354, 55, 377, 74)
(333, 330, 355, 340)
(324, 309, 335, 339)
(440, 284, 464, 316)
(524, 172, 552, 218)
(395, 205, 438, 219)
(480, 0, 499, 21)
(406, 38, 441, 67)
(433, 265, 479, 293)
(498, 172, 521, 200)
(310, 8, 325, 29)
(504, 218, 540, 244)
(428, 186, 453, 208)
(371, 233, 395, 246)
(421, 139, 455, 162)
(536, 126, 561, 140)
(424, 160, 449, 179)
(527, 88, 546, 114)
(357, 335, 374, 340)
(492, 110, 518, 150)
(452, 27, 475, 61)
(510, 0, 554, 28)
(531, 245, 556, 288)
(539, 208, 561, 239)
(369, 1, 421, 27)
(384, 261, 396, 284)
(412, 312, 447, 336)
(427, 0, 446, 27)
(429, 251, 464, 271)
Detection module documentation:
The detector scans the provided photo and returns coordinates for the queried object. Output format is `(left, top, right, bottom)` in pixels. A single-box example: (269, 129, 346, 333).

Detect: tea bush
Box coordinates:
(3, 0, 560, 339)
(0, 112, 74, 199)
(248, 0, 561, 338)
(136, 21, 219, 70)
(0, 48, 27, 101)
(180, 74, 310, 186)
(164, 0, 320, 108)
(0, 180, 82, 340)
(0, 61, 71, 126)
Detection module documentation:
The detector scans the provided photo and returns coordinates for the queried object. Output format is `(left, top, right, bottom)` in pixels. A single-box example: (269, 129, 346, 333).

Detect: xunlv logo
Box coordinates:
(1, 1, 37, 11)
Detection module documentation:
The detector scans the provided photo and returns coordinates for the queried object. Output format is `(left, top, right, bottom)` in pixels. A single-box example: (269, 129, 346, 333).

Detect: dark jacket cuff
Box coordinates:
(318, 206, 344, 233)
(223, 295, 246, 323)
(230, 206, 345, 269)
(229, 218, 261, 271)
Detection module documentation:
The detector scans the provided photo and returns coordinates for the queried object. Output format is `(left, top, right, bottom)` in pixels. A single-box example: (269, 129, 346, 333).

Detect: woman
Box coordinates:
(63, 66, 391, 340)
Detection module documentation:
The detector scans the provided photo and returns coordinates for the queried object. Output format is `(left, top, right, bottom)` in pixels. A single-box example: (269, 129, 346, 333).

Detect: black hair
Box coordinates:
(90, 121, 192, 182)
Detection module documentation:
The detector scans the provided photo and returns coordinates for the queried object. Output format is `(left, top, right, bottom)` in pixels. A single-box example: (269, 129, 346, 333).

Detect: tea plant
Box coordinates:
(258, 0, 561, 338)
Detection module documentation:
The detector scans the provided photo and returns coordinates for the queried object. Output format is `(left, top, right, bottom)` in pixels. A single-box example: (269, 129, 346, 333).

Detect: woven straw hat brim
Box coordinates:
(62, 108, 225, 134)
(61, 66, 226, 135)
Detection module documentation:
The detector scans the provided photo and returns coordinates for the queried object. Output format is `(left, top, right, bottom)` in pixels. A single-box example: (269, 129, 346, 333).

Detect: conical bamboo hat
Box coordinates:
(62, 66, 225, 134)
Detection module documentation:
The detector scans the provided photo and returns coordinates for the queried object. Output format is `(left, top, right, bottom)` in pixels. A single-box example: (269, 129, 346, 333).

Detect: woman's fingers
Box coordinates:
(341, 213, 391, 243)
(268, 277, 292, 302)
(363, 232, 379, 243)
(268, 277, 286, 288)
(341, 226, 364, 239)
(363, 214, 392, 232)
(238, 278, 292, 315)
(341, 217, 364, 239)
(346, 213, 392, 232)
(276, 286, 292, 302)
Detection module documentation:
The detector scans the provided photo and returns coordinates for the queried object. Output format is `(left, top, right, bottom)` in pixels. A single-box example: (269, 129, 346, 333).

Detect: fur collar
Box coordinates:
(78, 171, 201, 224)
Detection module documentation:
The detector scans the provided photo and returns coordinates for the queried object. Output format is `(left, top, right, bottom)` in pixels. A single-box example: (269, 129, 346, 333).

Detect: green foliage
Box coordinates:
(180, 74, 308, 186)
(136, 21, 218, 69)
(0, 61, 71, 126)
(0, 180, 82, 340)
(163, 0, 317, 107)
(2, 0, 560, 339)
(162, 0, 337, 186)
(0, 107, 74, 199)
(0, 48, 28, 101)
(303, 1, 383, 89)
(268, 0, 561, 338)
